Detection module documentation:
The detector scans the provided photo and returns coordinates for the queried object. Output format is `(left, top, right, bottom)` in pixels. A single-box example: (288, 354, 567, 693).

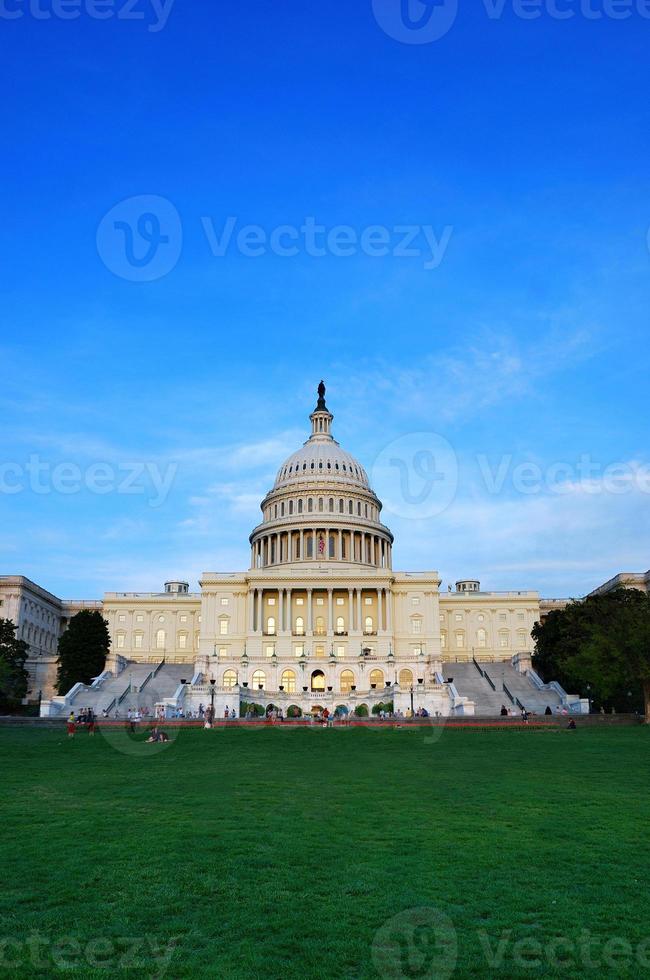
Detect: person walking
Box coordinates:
(66, 712, 76, 738)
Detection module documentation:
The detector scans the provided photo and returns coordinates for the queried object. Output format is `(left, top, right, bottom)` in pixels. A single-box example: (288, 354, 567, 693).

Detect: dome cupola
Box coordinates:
(249, 382, 393, 570)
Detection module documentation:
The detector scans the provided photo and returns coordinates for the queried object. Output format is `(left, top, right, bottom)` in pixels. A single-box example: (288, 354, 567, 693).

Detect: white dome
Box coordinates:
(273, 438, 370, 491)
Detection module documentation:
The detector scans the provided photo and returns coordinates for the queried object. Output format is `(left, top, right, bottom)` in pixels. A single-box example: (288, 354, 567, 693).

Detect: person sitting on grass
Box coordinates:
(146, 727, 169, 743)
(567, 719, 577, 730)
(500, 705, 508, 716)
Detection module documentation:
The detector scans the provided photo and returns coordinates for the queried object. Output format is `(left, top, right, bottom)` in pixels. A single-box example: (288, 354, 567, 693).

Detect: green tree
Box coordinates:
(0, 619, 29, 708)
(56, 610, 110, 695)
(532, 590, 649, 720)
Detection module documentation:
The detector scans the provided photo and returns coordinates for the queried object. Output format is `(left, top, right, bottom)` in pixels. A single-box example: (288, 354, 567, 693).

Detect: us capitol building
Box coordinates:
(4, 382, 623, 718)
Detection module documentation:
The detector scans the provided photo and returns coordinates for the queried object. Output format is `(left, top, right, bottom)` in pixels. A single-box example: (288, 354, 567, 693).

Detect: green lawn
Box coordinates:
(1, 724, 649, 978)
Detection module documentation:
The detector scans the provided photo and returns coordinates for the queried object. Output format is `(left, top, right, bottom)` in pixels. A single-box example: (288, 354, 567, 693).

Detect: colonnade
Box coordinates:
(246, 586, 393, 635)
(250, 528, 392, 569)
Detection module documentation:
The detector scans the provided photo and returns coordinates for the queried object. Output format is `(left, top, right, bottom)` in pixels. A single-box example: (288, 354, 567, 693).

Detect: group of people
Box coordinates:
(66, 709, 95, 736)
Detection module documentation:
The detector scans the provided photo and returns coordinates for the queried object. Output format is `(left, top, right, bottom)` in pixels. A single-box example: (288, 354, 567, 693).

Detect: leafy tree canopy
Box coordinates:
(56, 610, 110, 696)
(532, 589, 649, 719)
(0, 618, 29, 708)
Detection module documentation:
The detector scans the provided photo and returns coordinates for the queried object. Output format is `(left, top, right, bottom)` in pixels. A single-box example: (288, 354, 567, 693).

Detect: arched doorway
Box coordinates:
(399, 668, 413, 687)
(311, 670, 325, 692)
(340, 669, 355, 693)
(370, 668, 384, 688)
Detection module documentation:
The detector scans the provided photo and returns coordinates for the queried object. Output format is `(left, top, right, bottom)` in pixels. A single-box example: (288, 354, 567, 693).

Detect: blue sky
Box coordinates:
(1, 0, 649, 599)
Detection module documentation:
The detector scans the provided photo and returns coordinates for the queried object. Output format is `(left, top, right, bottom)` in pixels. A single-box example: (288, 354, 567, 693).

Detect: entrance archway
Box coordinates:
(311, 670, 325, 692)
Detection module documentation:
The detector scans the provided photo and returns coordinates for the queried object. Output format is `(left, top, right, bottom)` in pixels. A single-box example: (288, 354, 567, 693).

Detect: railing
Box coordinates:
(472, 656, 483, 676)
(117, 685, 132, 706)
(152, 658, 165, 678)
(483, 669, 496, 692)
(503, 683, 514, 705)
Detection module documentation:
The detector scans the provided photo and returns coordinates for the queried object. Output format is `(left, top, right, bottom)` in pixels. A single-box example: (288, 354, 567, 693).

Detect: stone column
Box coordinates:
(307, 589, 313, 632)
(299, 529, 304, 561)
(339, 529, 343, 560)
(348, 588, 354, 632)
(248, 588, 256, 632)
(328, 588, 333, 632)
(256, 590, 263, 633)
(386, 589, 392, 632)
(357, 589, 362, 633)
(286, 587, 292, 634)
(378, 589, 384, 632)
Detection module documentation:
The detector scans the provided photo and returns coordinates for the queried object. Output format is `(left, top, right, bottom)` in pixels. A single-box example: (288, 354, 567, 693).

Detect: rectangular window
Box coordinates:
(336, 597, 344, 605)
(219, 647, 227, 658)
(413, 645, 422, 656)
(412, 596, 420, 605)
(267, 597, 275, 605)
(294, 644, 304, 657)
(455, 613, 462, 621)
(178, 634, 187, 649)
(134, 634, 143, 649)
(221, 597, 229, 606)
(336, 646, 345, 658)
(455, 633, 464, 649)
(517, 612, 525, 621)
(265, 645, 275, 658)
(500, 635, 509, 648)
(412, 620, 422, 634)
(118, 614, 125, 623)
(136, 614, 144, 622)
(117, 634, 125, 648)
(179, 614, 187, 623)
(441, 634, 447, 648)
(219, 620, 228, 636)
(316, 597, 324, 605)
(365, 597, 372, 605)
(499, 613, 507, 622)
(296, 597, 304, 606)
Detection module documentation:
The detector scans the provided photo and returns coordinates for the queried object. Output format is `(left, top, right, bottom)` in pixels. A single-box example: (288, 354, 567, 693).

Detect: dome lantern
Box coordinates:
(309, 380, 333, 439)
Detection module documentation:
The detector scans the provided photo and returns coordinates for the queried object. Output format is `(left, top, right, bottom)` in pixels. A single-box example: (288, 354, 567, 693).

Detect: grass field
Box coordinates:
(1, 723, 649, 979)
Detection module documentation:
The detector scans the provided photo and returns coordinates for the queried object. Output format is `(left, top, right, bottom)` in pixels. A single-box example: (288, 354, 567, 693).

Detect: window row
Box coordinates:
(221, 667, 415, 693)
(266, 497, 379, 521)
(440, 629, 530, 650)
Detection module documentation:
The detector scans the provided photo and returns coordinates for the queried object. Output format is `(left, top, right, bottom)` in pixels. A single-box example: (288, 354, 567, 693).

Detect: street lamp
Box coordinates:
(410, 684, 414, 716)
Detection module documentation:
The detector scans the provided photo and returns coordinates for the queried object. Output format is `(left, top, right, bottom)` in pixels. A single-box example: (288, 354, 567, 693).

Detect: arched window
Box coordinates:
(364, 616, 374, 634)
(223, 669, 237, 690)
(339, 499, 344, 513)
(329, 497, 334, 512)
(318, 497, 324, 512)
(311, 670, 325, 692)
(294, 616, 305, 636)
(340, 670, 355, 693)
(348, 500, 353, 514)
(289, 500, 293, 515)
(399, 668, 413, 687)
(155, 629, 165, 649)
(308, 498, 313, 512)
(266, 616, 276, 635)
(370, 668, 384, 687)
(298, 499, 303, 514)
(336, 616, 345, 634)
(315, 616, 325, 636)
(477, 628, 487, 649)
(252, 669, 266, 690)
(281, 669, 296, 693)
